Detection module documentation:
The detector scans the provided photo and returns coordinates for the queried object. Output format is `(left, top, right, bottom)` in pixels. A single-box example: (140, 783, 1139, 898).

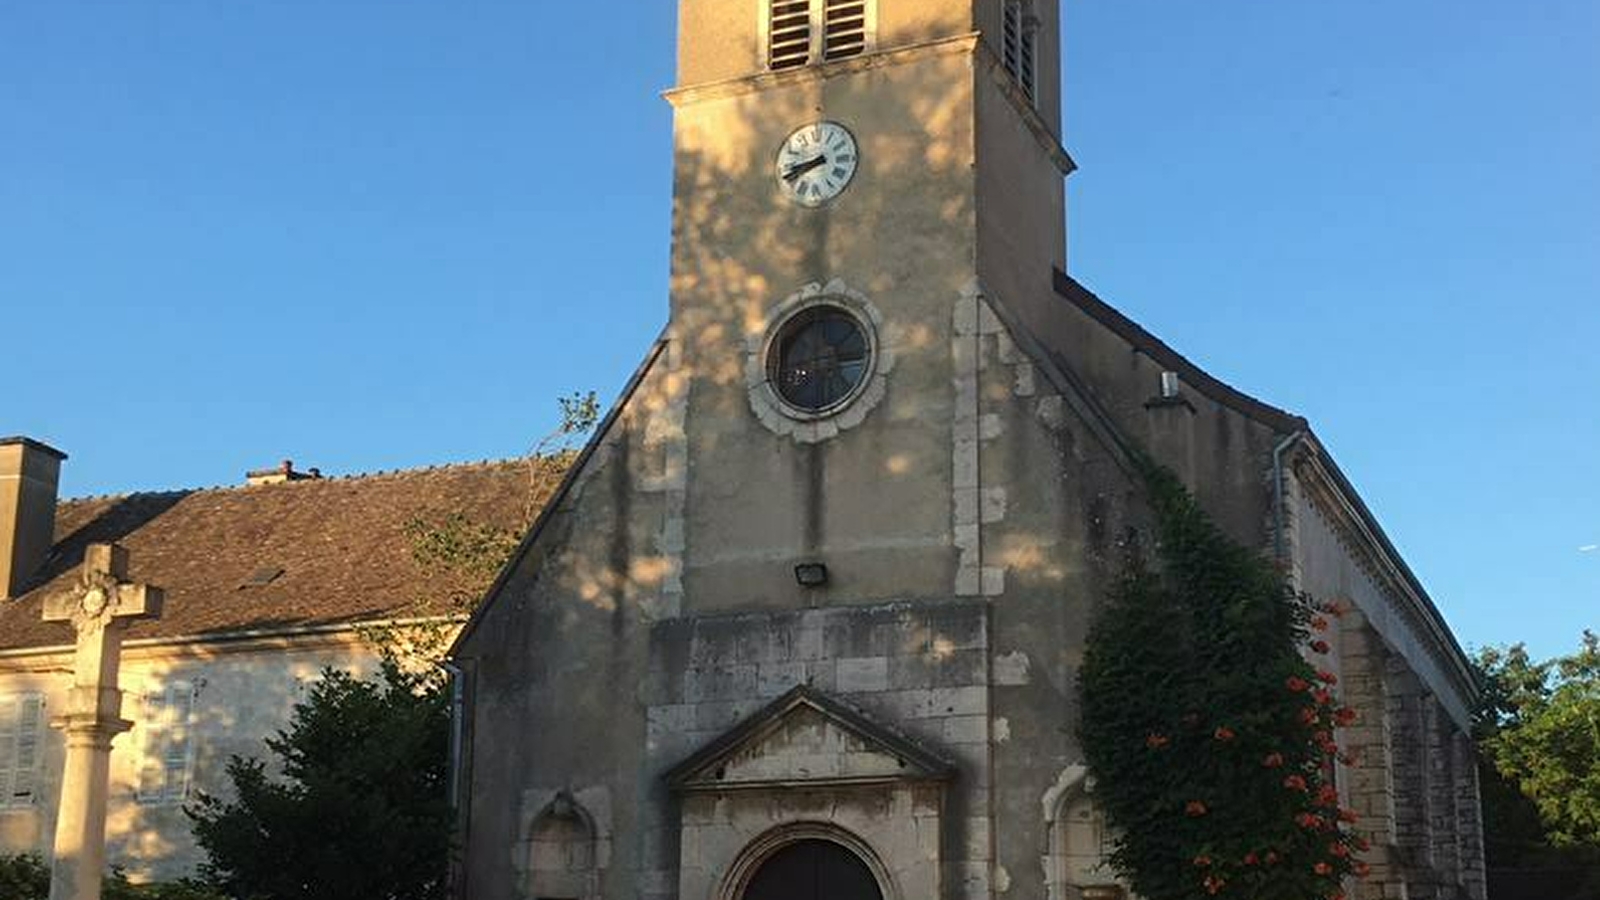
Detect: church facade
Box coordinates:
(451, 2, 1486, 899)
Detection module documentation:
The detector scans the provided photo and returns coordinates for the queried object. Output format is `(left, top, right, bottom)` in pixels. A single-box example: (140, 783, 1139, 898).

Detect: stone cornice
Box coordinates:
(970, 36, 1076, 176)
(0, 614, 465, 673)
(664, 33, 981, 107)
(1290, 441, 1477, 725)
(663, 33, 1076, 177)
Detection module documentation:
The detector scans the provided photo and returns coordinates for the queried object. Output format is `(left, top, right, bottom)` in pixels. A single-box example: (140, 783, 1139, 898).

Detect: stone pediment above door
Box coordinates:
(665, 686, 956, 792)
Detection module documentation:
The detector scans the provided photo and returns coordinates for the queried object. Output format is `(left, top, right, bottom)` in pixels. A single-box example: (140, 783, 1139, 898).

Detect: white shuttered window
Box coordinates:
(768, 0, 813, 70)
(768, 0, 873, 71)
(0, 694, 44, 808)
(138, 681, 197, 806)
(823, 0, 868, 61)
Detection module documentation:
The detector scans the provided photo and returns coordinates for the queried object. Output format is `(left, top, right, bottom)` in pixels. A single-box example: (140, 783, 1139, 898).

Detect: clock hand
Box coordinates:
(783, 155, 829, 183)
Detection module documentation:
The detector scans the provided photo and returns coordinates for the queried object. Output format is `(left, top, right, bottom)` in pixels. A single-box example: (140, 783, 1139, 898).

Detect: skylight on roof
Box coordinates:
(239, 566, 284, 589)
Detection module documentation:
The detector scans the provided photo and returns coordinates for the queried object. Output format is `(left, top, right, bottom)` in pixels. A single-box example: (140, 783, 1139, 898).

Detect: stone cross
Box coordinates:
(41, 543, 163, 900)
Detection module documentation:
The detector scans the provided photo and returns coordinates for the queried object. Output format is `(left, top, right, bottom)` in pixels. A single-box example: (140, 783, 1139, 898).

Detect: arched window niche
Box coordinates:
(1043, 766, 1126, 900)
(520, 791, 599, 900)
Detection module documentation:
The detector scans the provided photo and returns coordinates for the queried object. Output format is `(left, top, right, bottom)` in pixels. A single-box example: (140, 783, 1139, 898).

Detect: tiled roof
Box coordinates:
(0, 460, 547, 652)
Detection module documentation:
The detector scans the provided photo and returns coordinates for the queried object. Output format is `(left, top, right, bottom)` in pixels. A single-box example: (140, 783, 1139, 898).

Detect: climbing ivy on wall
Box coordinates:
(1078, 459, 1368, 899)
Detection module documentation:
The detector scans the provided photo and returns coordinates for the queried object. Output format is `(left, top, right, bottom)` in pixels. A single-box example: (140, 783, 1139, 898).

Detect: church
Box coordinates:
(450, 2, 1486, 899)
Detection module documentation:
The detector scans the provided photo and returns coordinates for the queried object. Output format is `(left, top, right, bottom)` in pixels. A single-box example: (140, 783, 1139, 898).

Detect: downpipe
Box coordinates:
(1272, 431, 1306, 564)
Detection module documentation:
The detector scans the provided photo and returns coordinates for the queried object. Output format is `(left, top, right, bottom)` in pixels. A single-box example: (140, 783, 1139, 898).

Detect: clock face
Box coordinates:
(776, 122, 859, 208)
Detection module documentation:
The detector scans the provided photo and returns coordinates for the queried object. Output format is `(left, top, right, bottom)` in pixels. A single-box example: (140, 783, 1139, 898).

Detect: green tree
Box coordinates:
(187, 663, 450, 900)
(0, 854, 224, 900)
(1079, 461, 1365, 900)
(1478, 632, 1600, 852)
(191, 393, 599, 898)
(361, 391, 599, 675)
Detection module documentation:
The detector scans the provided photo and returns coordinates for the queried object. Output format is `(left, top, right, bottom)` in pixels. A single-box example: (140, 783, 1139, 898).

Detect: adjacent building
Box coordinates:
(0, 438, 530, 881)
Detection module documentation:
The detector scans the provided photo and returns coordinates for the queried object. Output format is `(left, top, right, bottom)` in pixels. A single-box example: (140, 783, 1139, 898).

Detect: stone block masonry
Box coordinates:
(644, 600, 994, 900)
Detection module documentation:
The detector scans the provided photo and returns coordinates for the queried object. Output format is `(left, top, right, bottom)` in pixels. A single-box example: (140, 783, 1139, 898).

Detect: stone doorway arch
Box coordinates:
(743, 839, 883, 900)
(717, 823, 897, 900)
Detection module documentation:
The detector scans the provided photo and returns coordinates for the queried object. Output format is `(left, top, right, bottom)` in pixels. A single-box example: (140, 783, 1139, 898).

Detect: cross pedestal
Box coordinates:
(42, 543, 163, 900)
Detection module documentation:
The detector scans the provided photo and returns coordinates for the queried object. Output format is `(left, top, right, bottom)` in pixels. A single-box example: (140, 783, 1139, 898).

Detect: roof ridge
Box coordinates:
(58, 455, 534, 504)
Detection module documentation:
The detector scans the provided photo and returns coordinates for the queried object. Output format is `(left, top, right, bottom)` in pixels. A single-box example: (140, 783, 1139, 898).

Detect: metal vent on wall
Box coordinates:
(769, 0, 812, 70)
(823, 0, 868, 61)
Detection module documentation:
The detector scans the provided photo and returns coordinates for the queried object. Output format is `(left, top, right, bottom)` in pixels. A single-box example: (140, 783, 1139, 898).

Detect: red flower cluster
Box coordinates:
(1284, 774, 1309, 792)
(1185, 800, 1209, 817)
(1146, 733, 1171, 749)
(1262, 752, 1286, 768)
(1203, 875, 1227, 895)
(1193, 855, 1213, 868)
(1335, 707, 1358, 726)
(1310, 639, 1331, 654)
(1297, 812, 1327, 830)
(1316, 670, 1339, 685)
(1286, 676, 1310, 692)
(1214, 726, 1236, 742)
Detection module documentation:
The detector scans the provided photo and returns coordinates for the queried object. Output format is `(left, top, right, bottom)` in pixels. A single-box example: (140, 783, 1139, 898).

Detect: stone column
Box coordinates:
(1424, 699, 1459, 880)
(1384, 656, 1430, 862)
(41, 544, 163, 900)
(1452, 730, 1488, 900)
(1338, 611, 1402, 900)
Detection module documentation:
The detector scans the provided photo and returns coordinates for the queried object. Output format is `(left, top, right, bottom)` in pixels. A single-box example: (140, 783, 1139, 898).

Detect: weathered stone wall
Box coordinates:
(1324, 610, 1486, 899)
(649, 602, 987, 899)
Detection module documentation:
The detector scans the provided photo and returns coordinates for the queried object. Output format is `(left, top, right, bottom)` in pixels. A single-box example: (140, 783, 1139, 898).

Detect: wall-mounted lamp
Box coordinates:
(794, 563, 829, 588)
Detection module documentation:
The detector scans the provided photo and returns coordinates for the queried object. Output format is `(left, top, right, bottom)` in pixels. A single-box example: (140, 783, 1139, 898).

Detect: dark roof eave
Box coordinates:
(1051, 270, 1308, 434)
(0, 437, 68, 461)
(1049, 269, 1475, 701)
(1300, 435, 1480, 701)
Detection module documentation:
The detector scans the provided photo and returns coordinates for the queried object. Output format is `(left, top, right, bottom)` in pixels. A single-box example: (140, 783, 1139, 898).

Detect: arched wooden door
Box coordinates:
(742, 839, 884, 900)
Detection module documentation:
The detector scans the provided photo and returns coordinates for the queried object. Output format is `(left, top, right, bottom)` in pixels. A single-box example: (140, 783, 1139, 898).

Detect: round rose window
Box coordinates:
(769, 306, 871, 414)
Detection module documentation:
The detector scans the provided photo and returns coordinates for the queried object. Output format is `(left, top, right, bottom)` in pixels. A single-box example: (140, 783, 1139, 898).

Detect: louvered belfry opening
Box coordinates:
(769, 0, 869, 71)
(823, 0, 868, 61)
(769, 0, 813, 70)
(1002, 0, 1037, 100)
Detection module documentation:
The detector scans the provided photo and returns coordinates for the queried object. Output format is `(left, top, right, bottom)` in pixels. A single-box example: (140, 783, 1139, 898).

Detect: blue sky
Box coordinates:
(3, 2, 1595, 660)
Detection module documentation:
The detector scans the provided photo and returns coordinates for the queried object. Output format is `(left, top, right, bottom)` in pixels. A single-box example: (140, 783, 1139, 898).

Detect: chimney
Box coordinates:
(245, 459, 322, 486)
(0, 437, 67, 600)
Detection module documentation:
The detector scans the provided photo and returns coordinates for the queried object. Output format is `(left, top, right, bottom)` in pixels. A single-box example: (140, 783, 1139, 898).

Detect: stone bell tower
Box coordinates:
(662, 0, 1074, 616)
(454, 3, 1096, 899)
(669, 0, 1071, 330)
